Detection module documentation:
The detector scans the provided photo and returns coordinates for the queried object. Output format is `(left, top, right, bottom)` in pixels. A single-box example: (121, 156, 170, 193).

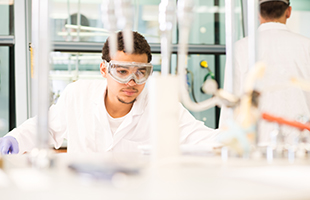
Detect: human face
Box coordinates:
(100, 51, 149, 105)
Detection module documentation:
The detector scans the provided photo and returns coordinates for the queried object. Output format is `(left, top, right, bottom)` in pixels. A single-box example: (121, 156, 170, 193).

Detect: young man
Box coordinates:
(219, 0, 310, 143)
(0, 31, 218, 154)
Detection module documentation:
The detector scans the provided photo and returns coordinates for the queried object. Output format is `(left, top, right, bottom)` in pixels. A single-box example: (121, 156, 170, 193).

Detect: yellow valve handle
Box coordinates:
(200, 60, 208, 68)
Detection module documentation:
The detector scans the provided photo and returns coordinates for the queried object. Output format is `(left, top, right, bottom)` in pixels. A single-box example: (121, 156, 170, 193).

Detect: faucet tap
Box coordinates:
(159, 0, 176, 76)
(115, 0, 134, 54)
(101, 0, 118, 57)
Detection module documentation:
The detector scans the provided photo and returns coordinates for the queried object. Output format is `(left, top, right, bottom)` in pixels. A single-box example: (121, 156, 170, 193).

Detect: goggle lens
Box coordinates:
(106, 60, 153, 84)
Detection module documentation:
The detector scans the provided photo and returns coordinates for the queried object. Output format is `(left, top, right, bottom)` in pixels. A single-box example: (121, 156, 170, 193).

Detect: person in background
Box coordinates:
(0, 31, 218, 154)
(219, 0, 310, 144)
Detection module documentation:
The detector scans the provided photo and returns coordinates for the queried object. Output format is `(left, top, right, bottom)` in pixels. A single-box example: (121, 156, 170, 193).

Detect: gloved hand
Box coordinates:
(0, 136, 19, 154)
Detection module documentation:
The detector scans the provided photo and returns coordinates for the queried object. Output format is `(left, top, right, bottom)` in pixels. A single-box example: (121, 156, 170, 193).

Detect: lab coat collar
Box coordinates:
(258, 22, 289, 32)
(108, 87, 148, 148)
(130, 86, 148, 116)
(92, 82, 148, 117)
(92, 81, 148, 151)
(113, 87, 147, 132)
(92, 82, 113, 151)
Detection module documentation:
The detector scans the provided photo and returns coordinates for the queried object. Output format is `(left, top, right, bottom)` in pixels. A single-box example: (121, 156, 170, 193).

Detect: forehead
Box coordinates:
(111, 51, 148, 63)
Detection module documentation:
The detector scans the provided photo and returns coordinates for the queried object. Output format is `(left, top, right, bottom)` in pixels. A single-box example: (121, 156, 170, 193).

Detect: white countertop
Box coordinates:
(1, 152, 310, 200)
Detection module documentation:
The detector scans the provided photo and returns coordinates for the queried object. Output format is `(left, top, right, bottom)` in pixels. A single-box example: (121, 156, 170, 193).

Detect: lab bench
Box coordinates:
(1, 153, 310, 200)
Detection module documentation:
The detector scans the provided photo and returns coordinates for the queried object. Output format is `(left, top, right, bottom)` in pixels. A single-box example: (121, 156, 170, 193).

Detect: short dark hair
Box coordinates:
(101, 31, 152, 63)
(260, 1, 290, 20)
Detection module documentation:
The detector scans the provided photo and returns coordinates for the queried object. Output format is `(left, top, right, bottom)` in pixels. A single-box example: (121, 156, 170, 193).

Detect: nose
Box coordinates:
(126, 79, 137, 86)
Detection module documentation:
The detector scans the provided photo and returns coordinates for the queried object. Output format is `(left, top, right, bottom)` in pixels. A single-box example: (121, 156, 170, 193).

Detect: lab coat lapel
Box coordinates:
(110, 88, 147, 148)
(111, 112, 134, 148)
(92, 88, 113, 152)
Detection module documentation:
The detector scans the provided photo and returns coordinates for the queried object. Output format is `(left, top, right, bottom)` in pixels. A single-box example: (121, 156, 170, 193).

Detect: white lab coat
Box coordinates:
(8, 79, 218, 154)
(220, 22, 310, 143)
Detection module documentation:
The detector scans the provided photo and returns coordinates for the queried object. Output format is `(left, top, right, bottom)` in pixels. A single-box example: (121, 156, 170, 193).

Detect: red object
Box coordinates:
(262, 112, 310, 131)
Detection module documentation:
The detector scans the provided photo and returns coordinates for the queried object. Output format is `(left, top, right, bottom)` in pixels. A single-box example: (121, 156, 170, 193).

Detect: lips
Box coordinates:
(121, 88, 138, 96)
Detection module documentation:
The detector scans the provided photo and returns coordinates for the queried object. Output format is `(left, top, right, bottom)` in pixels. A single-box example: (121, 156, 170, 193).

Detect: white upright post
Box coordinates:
(150, 0, 180, 164)
(149, 76, 180, 163)
(247, 0, 259, 71)
(14, 0, 31, 125)
(225, 0, 236, 95)
(31, 0, 53, 168)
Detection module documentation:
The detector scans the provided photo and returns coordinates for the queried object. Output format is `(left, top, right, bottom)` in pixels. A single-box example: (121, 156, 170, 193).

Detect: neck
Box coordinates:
(260, 10, 289, 25)
(260, 18, 287, 24)
(104, 91, 133, 118)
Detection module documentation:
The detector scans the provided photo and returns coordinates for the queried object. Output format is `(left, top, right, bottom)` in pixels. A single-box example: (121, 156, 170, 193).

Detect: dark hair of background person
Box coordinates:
(260, 1, 290, 19)
(102, 31, 152, 63)
(65, 13, 90, 27)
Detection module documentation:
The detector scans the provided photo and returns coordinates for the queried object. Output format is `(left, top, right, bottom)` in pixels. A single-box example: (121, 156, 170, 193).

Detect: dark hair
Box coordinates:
(101, 31, 152, 63)
(260, 1, 290, 20)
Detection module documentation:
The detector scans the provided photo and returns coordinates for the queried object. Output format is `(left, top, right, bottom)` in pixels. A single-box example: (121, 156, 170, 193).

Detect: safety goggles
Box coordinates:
(105, 60, 153, 84)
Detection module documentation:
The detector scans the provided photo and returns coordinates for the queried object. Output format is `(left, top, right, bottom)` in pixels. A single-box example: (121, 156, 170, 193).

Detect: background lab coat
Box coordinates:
(220, 22, 310, 143)
(7, 79, 218, 154)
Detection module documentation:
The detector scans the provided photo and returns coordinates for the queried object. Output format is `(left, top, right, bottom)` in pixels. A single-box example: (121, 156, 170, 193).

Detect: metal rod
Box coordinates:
(77, 0, 81, 41)
(101, 0, 118, 57)
(115, 0, 134, 54)
(247, 0, 259, 70)
(53, 42, 226, 54)
(159, 0, 175, 76)
(66, 0, 72, 41)
(32, 0, 50, 150)
(225, 0, 235, 95)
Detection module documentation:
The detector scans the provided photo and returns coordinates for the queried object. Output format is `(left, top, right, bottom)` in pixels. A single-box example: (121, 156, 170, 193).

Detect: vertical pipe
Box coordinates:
(32, 0, 50, 150)
(241, 0, 248, 37)
(115, 0, 134, 54)
(9, 46, 16, 131)
(247, 0, 258, 70)
(66, 0, 72, 41)
(247, 0, 259, 146)
(77, 0, 81, 42)
(31, 0, 39, 123)
(214, 0, 221, 128)
(101, 0, 118, 58)
(241, 0, 249, 37)
(14, 0, 30, 125)
(225, 0, 235, 95)
(133, 0, 139, 31)
(159, 0, 175, 76)
(74, 54, 79, 81)
(150, 0, 179, 163)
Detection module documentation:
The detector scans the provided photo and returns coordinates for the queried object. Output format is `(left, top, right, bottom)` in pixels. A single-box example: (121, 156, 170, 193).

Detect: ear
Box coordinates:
(100, 62, 107, 78)
(286, 6, 292, 19)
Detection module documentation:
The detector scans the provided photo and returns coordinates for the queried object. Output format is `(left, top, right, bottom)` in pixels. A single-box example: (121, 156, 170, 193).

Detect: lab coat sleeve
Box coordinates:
(178, 103, 219, 145)
(6, 83, 72, 154)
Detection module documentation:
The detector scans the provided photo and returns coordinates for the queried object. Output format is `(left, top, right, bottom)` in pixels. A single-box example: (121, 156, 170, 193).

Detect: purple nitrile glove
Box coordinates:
(0, 136, 19, 155)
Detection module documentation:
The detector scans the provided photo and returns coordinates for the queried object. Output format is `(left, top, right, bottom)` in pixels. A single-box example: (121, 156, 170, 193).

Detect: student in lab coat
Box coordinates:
(219, 0, 310, 143)
(0, 31, 218, 154)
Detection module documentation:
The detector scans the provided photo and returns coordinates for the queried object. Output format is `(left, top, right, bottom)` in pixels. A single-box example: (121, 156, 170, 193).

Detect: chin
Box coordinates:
(118, 97, 137, 104)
